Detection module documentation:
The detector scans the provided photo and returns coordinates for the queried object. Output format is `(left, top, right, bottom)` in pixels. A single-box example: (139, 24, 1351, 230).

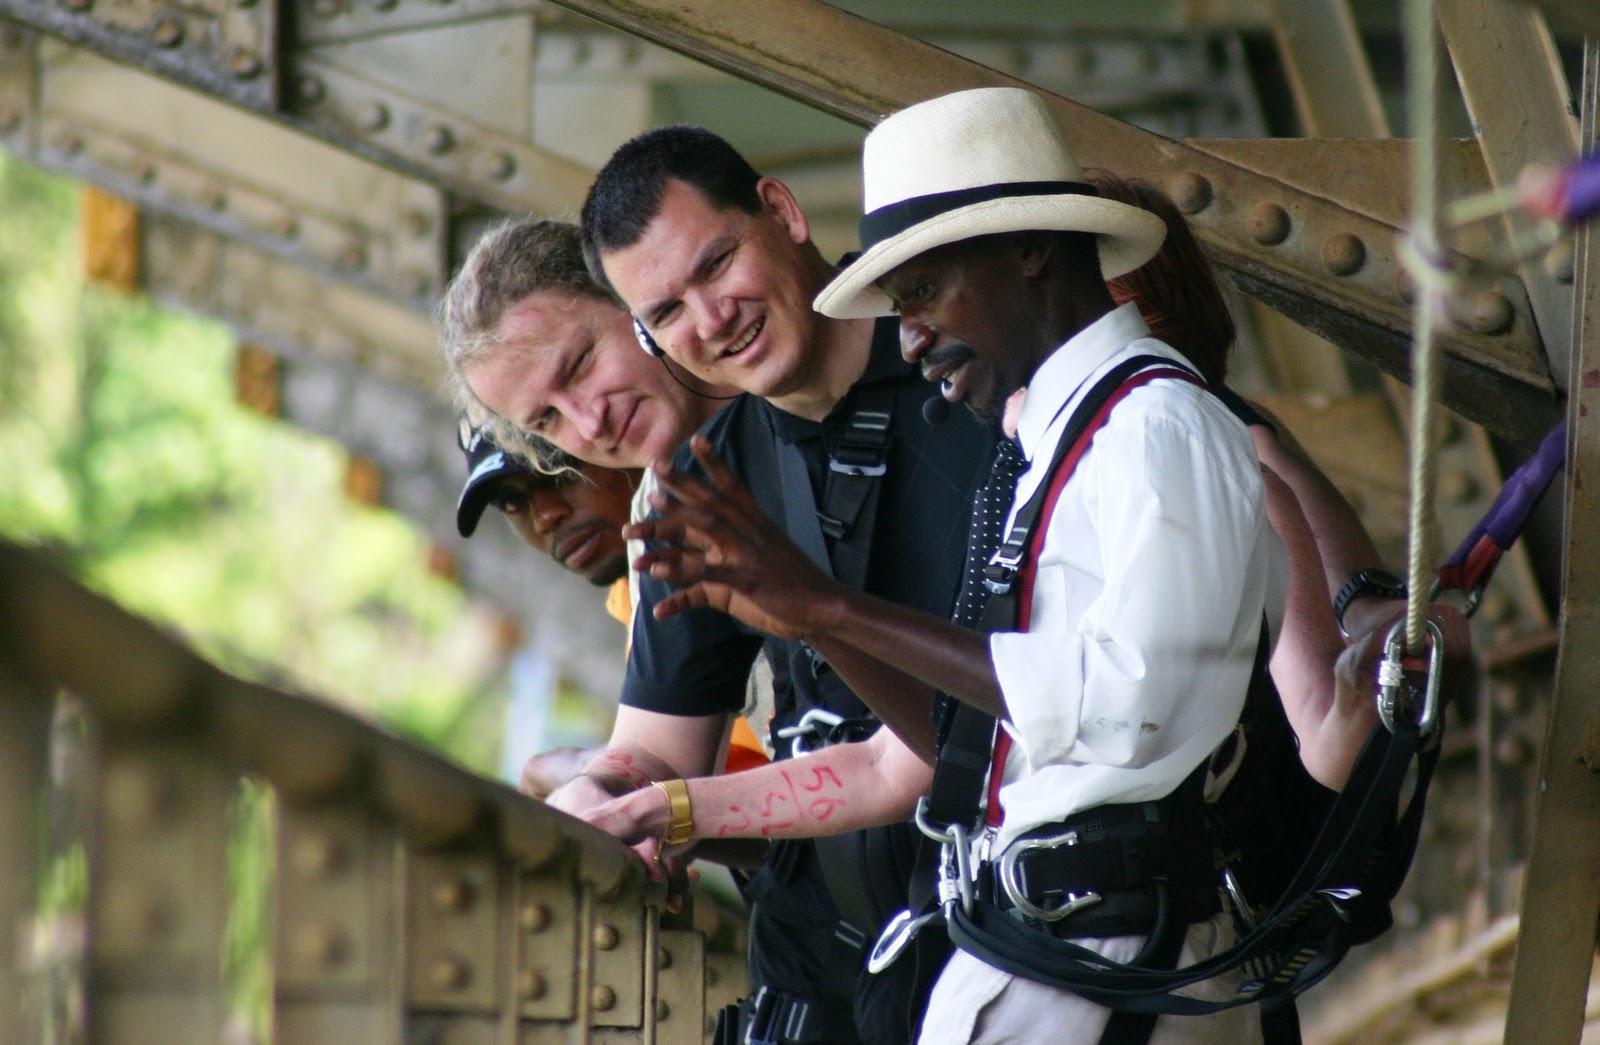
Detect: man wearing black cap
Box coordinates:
(455, 417, 637, 591)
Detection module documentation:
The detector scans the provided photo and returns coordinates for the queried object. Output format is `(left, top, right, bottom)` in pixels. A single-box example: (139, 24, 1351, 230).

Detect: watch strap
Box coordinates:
(652, 778, 694, 847)
(1333, 568, 1407, 639)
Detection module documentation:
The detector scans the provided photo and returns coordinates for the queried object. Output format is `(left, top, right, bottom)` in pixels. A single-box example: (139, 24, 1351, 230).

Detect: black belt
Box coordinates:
(983, 869, 1221, 939)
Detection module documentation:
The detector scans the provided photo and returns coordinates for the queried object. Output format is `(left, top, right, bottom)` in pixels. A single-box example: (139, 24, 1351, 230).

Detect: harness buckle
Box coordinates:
(983, 543, 1026, 595)
(1376, 617, 1445, 740)
(866, 907, 940, 974)
(997, 828, 1104, 923)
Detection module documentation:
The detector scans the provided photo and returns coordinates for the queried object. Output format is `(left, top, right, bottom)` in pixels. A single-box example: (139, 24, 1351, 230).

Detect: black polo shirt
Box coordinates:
(622, 317, 998, 735)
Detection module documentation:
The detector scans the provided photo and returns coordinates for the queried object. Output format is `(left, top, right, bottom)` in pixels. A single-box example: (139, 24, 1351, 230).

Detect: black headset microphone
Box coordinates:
(632, 317, 741, 402)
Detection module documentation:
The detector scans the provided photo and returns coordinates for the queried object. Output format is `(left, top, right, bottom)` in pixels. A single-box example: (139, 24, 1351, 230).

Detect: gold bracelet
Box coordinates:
(651, 778, 694, 847)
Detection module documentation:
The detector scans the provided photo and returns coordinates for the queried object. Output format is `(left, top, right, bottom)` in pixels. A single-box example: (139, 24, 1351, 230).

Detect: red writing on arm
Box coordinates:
(595, 751, 652, 789)
(717, 803, 754, 838)
(808, 796, 847, 822)
(795, 766, 842, 792)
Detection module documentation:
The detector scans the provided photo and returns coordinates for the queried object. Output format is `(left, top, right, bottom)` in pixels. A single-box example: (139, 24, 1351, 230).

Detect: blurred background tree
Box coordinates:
(0, 150, 513, 774)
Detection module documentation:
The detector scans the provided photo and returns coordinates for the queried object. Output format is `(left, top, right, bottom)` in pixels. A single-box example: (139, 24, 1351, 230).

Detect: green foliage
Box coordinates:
(0, 152, 505, 775)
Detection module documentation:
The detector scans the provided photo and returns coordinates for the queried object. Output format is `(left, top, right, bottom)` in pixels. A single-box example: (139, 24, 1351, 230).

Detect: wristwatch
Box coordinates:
(1332, 568, 1408, 639)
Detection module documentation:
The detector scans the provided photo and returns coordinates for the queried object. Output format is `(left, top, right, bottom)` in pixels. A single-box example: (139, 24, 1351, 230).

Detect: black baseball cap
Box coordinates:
(455, 416, 534, 538)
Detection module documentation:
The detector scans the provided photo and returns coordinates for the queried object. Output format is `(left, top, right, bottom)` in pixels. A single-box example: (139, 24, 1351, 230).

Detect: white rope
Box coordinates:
(1401, 0, 1443, 655)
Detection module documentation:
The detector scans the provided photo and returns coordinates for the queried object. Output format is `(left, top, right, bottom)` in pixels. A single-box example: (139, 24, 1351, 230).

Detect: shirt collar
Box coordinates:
(766, 316, 909, 443)
(1014, 302, 1162, 461)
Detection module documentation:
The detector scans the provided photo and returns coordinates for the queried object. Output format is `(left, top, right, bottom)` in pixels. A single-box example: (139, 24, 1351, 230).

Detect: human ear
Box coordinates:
(757, 177, 812, 245)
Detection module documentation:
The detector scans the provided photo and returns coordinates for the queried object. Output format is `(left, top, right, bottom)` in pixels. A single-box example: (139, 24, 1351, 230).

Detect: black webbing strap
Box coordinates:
(769, 386, 898, 941)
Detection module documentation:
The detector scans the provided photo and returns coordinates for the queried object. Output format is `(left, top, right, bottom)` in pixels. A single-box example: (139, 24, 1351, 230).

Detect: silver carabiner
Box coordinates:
(996, 829, 1103, 923)
(775, 708, 845, 759)
(912, 798, 977, 916)
(1376, 617, 1445, 739)
(866, 907, 941, 974)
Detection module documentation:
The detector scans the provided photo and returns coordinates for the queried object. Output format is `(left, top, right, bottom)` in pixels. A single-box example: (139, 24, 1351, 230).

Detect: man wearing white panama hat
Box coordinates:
(628, 87, 1284, 1043)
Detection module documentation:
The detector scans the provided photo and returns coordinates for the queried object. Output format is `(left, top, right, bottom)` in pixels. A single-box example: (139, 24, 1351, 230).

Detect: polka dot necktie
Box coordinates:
(952, 436, 1027, 628)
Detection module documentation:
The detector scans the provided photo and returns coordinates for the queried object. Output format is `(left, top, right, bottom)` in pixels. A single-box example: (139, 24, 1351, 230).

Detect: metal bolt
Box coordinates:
(134, 161, 157, 184)
(292, 922, 346, 967)
(150, 13, 184, 47)
(200, 185, 227, 211)
(1462, 289, 1514, 336)
(290, 833, 342, 877)
(226, 46, 262, 79)
(295, 75, 326, 107)
(431, 954, 471, 991)
(658, 945, 673, 969)
(1245, 202, 1290, 246)
(358, 101, 390, 132)
(519, 969, 547, 999)
(1168, 172, 1212, 215)
(274, 214, 300, 239)
(422, 123, 454, 154)
(483, 151, 516, 182)
(657, 999, 671, 1021)
(337, 242, 368, 271)
(1321, 232, 1366, 276)
(311, 0, 341, 17)
(1544, 238, 1575, 285)
(1494, 734, 1531, 768)
(0, 108, 20, 135)
(519, 901, 550, 933)
(593, 923, 619, 950)
(403, 209, 432, 238)
(591, 984, 617, 1011)
(432, 876, 472, 912)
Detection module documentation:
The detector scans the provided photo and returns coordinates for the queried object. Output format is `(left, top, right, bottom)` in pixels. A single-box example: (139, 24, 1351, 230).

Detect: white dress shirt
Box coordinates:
(988, 302, 1287, 851)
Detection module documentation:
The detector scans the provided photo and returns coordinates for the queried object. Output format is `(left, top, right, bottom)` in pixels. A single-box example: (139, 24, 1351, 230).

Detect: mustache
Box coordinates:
(919, 342, 975, 383)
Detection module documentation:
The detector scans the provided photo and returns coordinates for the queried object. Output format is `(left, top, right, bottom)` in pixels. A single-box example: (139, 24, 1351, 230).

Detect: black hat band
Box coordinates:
(857, 180, 1098, 252)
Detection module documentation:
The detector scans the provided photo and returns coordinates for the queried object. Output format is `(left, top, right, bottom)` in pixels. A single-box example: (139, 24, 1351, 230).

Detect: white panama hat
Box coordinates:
(814, 87, 1168, 320)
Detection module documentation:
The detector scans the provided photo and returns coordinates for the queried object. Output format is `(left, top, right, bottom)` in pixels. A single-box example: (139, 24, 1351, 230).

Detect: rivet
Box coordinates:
(1245, 202, 1290, 246)
(290, 833, 344, 877)
(134, 161, 157, 184)
(311, 0, 341, 17)
(658, 945, 673, 969)
(593, 923, 619, 950)
(1168, 172, 1212, 215)
(274, 214, 300, 239)
(657, 999, 671, 1021)
(1321, 232, 1366, 276)
(358, 101, 390, 132)
(1463, 289, 1514, 336)
(431, 954, 471, 990)
(337, 242, 368, 271)
(403, 209, 432, 238)
(150, 13, 184, 47)
(1438, 467, 1477, 503)
(519, 969, 547, 999)
(295, 75, 326, 106)
(483, 151, 516, 182)
(226, 46, 262, 79)
(0, 108, 20, 135)
(519, 901, 550, 933)
(200, 185, 227, 211)
(591, 984, 617, 1011)
(1495, 734, 1530, 768)
(432, 876, 472, 912)
(60, 0, 93, 13)
(422, 123, 454, 154)
(292, 922, 346, 968)
(1544, 239, 1575, 285)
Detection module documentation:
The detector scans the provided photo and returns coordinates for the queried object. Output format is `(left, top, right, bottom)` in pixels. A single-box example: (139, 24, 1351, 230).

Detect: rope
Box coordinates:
(1401, 0, 1443, 655)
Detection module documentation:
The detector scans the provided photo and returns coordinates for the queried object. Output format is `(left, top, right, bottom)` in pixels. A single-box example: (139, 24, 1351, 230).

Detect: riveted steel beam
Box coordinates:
(542, 0, 1561, 449)
(1503, 38, 1600, 1045)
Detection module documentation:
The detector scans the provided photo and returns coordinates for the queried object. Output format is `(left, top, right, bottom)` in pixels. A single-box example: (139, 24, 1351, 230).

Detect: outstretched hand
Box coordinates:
(624, 435, 846, 641)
